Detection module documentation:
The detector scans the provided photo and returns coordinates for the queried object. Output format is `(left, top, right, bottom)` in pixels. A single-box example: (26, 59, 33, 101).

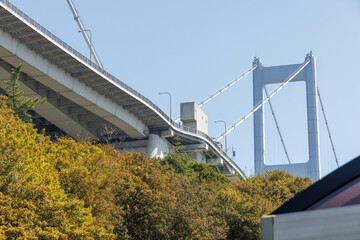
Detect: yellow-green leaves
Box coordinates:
(4, 65, 46, 124)
(0, 97, 113, 239)
(0, 96, 312, 240)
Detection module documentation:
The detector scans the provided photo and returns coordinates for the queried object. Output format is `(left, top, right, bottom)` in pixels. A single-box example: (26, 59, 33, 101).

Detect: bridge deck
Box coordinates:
(0, 0, 246, 179)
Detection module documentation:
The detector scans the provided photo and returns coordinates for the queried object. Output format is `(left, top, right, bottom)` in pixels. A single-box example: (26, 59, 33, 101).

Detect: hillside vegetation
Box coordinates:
(0, 96, 312, 239)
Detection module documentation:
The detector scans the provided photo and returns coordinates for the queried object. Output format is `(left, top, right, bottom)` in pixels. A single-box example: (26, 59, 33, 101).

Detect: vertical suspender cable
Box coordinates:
(264, 86, 291, 164)
(317, 87, 339, 168)
(217, 58, 311, 141)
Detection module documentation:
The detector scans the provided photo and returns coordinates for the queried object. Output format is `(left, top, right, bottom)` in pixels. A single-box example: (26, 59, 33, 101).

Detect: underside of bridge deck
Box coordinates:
(0, 1, 246, 180)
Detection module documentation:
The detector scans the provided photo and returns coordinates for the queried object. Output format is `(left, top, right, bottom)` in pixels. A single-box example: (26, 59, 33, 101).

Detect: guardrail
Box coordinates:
(0, 0, 171, 124)
(0, 0, 245, 178)
(173, 123, 246, 178)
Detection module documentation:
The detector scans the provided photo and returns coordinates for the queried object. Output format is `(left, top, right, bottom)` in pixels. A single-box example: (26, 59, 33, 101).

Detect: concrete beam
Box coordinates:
(182, 143, 208, 151)
(160, 129, 174, 138)
(0, 30, 149, 139)
(0, 66, 96, 140)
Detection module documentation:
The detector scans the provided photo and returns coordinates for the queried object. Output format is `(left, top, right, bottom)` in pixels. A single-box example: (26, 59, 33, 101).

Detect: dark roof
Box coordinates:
(273, 155, 360, 214)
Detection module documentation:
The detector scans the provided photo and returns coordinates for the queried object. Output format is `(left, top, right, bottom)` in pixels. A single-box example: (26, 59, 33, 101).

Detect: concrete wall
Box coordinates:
(180, 102, 208, 134)
(262, 205, 360, 240)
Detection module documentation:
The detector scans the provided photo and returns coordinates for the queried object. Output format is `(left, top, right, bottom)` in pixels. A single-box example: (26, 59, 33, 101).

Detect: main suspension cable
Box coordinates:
(317, 87, 339, 168)
(264, 86, 291, 164)
(198, 65, 258, 108)
(66, 0, 104, 68)
(217, 58, 311, 141)
(174, 65, 258, 122)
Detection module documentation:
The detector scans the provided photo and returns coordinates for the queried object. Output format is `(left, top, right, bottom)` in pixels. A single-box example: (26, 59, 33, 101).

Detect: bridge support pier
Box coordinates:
(113, 134, 170, 159)
(146, 134, 171, 159)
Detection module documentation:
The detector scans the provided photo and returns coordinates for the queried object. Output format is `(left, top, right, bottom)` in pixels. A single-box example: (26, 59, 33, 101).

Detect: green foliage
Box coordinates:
(217, 171, 312, 240)
(0, 97, 114, 239)
(0, 98, 313, 239)
(192, 163, 229, 183)
(161, 143, 229, 183)
(4, 65, 46, 123)
(161, 144, 195, 176)
(167, 176, 228, 240)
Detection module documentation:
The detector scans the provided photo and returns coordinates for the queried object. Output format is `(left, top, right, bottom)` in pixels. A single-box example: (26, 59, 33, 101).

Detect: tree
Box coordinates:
(161, 143, 229, 183)
(0, 96, 314, 239)
(167, 176, 229, 240)
(4, 65, 46, 123)
(217, 170, 313, 240)
(0, 97, 114, 239)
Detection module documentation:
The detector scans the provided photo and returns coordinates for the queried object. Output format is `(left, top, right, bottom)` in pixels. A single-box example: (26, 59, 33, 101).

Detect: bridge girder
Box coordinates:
(0, 2, 246, 180)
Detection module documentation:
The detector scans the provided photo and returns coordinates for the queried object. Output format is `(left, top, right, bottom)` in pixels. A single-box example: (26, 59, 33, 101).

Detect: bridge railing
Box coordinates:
(2, 0, 245, 178)
(1, 0, 216, 146)
(173, 123, 245, 174)
(1, 0, 172, 126)
(173, 124, 221, 151)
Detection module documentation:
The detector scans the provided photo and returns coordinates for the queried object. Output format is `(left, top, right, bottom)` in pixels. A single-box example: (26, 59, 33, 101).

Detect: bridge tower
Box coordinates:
(253, 52, 321, 181)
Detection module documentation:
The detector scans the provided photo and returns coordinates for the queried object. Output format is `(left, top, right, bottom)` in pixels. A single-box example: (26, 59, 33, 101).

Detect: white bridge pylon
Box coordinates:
(252, 52, 320, 181)
(216, 56, 311, 141)
(213, 52, 338, 180)
(173, 51, 333, 180)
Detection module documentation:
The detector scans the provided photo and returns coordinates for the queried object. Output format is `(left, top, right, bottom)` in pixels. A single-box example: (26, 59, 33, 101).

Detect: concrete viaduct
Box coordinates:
(0, 0, 245, 179)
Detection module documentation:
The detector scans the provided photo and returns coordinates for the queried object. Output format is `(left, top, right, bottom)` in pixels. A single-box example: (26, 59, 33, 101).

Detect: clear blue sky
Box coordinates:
(9, 0, 360, 177)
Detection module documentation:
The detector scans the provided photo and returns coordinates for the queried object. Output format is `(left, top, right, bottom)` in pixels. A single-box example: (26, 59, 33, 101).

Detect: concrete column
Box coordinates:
(253, 58, 265, 174)
(305, 53, 321, 180)
(193, 151, 206, 164)
(146, 134, 170, 159)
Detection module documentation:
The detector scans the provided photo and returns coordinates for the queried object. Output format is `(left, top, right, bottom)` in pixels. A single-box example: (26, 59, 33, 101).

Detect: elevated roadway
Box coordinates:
(0, 0, 245, 179)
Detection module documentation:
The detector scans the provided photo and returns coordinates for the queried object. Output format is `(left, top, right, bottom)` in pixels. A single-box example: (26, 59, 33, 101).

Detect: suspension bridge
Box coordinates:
(0, 0, 339, 181)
